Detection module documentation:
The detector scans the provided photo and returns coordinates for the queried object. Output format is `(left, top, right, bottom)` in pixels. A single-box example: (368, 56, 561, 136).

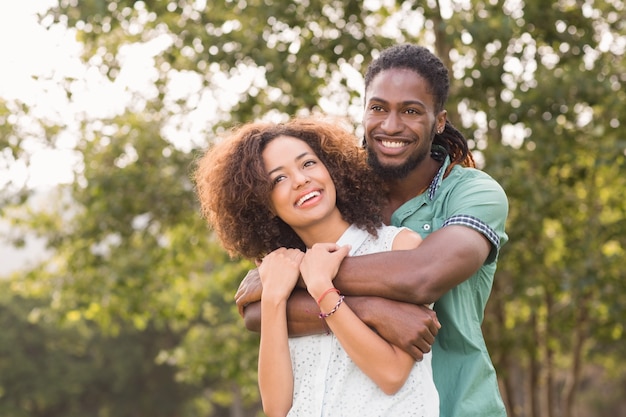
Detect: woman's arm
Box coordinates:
(318, 291, 416, 394)
(256, 248, 304, 417)
(301, 237, 420, 394)
(258, 297, 293, 417)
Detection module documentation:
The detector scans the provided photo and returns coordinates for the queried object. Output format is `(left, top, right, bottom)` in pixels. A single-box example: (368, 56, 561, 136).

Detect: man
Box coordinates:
(236, 44, 509, 417)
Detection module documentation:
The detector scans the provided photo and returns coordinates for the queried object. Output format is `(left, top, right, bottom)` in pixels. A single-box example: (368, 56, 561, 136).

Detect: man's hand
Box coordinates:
(235, 268, 262, 317)
(352, 297, 440, 361)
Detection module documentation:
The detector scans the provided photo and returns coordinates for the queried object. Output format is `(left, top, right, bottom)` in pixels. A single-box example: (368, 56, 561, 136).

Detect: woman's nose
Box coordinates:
(293, 171, 311, 188)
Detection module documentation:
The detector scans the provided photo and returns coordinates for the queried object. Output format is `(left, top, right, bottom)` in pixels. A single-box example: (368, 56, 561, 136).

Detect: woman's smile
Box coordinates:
(295, 189, 322, 207)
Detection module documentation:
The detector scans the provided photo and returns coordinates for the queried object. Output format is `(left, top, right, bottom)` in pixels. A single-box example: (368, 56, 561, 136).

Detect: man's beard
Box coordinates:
(366, 146, 429, 181)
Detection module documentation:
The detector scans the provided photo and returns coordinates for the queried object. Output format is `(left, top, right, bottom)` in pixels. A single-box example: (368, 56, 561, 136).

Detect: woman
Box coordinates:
(194, 117, 439, 417)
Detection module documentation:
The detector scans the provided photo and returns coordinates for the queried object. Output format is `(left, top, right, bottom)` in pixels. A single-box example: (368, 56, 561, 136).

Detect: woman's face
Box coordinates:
(262, 135, 339, 231)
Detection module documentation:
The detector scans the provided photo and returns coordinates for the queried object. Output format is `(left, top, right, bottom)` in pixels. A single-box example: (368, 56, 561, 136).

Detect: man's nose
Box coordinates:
(380, 111, 403, 134)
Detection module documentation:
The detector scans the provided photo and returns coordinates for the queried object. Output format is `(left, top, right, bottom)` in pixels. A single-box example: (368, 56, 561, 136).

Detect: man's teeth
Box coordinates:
(382, 140, 406, 148)
(297, 191, 321, 206)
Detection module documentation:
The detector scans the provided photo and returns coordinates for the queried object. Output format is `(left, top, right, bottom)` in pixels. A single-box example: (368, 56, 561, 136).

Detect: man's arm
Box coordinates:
(333, 225, 492, 304)
(236, 225, 490, 359)
(242, 290, 439, 361)
(243, 289, 326, 336)
(235, 225, 489, 310)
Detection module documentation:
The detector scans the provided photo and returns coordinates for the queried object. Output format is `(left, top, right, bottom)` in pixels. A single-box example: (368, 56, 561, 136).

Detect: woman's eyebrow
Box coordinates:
(267, 151, 312, 176)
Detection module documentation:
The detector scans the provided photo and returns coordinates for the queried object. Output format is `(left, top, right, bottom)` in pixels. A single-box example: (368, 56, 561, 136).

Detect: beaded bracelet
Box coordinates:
(319, 295, 345, 319)
(316, 287, 340, 305)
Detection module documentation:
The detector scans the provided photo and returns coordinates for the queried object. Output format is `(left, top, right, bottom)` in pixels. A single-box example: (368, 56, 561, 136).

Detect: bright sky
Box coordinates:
(0, 1, 95, 273)
(0, 1, 273, 272)
(0, 0, 308, 189)
(0, 1, 67, 101)
(0, 1, 180, 189)
(1, 1, 88, 188)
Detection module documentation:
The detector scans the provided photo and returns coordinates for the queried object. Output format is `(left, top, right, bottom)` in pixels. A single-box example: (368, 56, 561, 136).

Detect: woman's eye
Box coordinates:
(303, 160, 316, 168)
(272, 175, 286, 185)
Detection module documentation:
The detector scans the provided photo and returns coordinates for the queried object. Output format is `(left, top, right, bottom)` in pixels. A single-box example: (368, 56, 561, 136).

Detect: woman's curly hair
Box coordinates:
(194, 117, 386, 259)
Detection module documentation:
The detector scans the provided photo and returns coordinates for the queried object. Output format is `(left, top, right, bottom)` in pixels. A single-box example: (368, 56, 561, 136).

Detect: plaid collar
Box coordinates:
(425, 152, 451, 201)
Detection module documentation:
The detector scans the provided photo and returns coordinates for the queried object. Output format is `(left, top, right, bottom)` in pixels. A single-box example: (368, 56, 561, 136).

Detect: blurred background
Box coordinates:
(1, 1, 625, 416)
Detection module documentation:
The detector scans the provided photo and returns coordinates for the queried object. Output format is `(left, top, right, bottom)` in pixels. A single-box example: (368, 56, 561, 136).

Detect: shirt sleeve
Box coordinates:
(443, 170, 509, 264)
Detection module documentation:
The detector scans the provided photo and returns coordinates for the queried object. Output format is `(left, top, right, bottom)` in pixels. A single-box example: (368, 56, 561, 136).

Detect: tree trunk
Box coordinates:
(545, 291, 554, 417)
(530, 312, 541, 417)
(562, 293, 589, 417)
(230, 383, 244, 417)
(487, 275, 517, 416)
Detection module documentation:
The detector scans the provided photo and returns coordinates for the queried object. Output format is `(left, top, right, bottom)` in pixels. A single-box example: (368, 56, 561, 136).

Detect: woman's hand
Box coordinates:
(300, 243, 351, 301)
(258, 248, 305, 303)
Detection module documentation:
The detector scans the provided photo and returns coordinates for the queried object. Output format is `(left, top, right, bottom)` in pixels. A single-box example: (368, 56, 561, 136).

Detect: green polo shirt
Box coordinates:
(390, 155, 509, 417)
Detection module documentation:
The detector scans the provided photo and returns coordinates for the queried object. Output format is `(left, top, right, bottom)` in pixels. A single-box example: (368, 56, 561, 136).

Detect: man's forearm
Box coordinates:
(242, 292, 439, 360)
(243, 289, 327, 336)
(333, 226, 490, 304)
(244, 290, 386, 337)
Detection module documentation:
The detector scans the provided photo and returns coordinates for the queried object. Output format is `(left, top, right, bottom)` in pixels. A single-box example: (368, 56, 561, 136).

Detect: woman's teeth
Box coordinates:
(296, 191, 320, 206)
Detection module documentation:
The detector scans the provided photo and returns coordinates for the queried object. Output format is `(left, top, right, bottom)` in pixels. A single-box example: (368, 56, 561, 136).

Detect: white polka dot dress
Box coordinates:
(287, 225, 439, 417)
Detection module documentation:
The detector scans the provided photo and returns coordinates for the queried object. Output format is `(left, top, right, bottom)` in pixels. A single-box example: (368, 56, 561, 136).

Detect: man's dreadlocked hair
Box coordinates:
(364, 44, 475, 169)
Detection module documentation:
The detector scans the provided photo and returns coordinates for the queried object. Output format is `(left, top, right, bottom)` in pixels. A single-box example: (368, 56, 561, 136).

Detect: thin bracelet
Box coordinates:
(319, 295, 345, 319)
(321, 317, 332, 335)
(316, 287, 340, 305)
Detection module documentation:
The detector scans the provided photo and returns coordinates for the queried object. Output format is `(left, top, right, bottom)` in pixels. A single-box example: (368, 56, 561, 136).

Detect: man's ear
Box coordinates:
(437, 110, 447, 134)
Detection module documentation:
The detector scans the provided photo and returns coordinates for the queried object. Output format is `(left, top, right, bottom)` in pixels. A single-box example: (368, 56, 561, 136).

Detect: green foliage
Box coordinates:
(0, 281, 205, 417)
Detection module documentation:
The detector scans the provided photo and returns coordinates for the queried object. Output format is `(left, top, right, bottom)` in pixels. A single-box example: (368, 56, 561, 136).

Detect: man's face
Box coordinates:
(363, 68, 446, 180)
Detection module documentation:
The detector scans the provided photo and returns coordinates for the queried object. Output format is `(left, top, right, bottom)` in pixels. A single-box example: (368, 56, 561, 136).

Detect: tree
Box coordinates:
(0, 280, 206, 417)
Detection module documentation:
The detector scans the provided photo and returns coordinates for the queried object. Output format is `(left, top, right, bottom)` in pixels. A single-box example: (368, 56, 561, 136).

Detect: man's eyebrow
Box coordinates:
(366, 97, 428, 108)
